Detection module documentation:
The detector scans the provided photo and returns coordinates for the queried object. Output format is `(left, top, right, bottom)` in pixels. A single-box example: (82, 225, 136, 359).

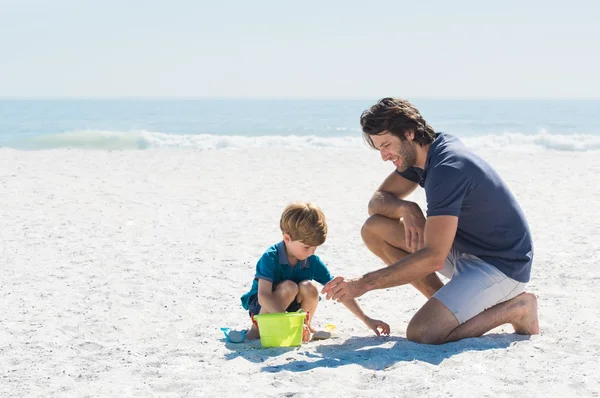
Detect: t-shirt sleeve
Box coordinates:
(311, 255, 334, 285)
(425, 166, 471, 217)
(255, 253, 277, 282)
(395, 167, 422, 183)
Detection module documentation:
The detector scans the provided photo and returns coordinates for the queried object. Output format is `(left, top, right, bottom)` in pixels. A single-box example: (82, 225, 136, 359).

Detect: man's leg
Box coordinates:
(405, 298, 459, 344)
(406, 257, 539, 344)
(406, 293, 539, 344)
(444, 292, 539, 342)
(361, 215, 444, 298)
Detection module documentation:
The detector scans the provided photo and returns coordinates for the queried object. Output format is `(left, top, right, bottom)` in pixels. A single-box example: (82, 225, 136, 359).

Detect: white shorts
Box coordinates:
(433, 245, 527, 324)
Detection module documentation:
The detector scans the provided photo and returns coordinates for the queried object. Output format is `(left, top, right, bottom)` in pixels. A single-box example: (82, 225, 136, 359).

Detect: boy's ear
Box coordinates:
(283, 233, 291, 243)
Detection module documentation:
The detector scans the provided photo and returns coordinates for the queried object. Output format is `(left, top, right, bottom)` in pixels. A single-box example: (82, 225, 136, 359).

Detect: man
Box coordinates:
(322, 97, 539, 344)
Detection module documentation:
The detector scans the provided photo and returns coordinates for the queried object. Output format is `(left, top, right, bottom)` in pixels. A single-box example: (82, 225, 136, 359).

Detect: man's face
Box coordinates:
(370, 132, 417, 172)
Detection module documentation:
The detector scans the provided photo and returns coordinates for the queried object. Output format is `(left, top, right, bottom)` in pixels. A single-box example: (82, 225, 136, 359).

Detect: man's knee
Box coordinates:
(406, 320, 447, 345)
(406, 299, 458, 345)
(361, 215, 387, 245)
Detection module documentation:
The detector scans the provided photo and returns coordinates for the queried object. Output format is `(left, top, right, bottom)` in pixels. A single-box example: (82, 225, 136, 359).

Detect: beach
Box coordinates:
(1, 145, 599, 397)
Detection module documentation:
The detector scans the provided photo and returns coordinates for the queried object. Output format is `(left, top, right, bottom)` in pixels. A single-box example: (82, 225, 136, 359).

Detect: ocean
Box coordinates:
(1, 99, 599, 151)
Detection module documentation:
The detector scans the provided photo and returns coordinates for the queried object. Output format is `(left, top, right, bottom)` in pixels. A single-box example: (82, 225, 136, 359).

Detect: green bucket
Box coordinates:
(253, 310, 307, 347)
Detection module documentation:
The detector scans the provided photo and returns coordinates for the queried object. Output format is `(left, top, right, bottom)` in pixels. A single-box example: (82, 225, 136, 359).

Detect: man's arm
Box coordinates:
(360, 215, 457, 291)
(322, 215, 458, 301)
(368, 171, 419, 218)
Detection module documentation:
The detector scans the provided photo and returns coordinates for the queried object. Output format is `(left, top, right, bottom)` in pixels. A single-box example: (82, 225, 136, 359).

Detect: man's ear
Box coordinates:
(404, 130, 415, 141)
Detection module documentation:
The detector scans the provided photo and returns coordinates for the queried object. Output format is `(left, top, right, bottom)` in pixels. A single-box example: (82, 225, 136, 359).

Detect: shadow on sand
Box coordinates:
(223, 333, 531, 371)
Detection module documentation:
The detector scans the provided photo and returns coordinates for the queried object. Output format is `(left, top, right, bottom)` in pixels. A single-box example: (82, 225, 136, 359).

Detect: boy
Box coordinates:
(240, 202, 390, 342)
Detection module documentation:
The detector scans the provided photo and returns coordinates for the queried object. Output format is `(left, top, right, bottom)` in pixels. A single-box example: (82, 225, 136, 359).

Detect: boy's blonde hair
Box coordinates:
(280, 202, 327, 246)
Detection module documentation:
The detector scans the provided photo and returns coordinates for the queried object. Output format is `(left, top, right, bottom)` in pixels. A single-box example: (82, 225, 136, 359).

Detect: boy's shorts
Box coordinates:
(247, 280, 304, 316)
(247, 294, 301, 317)
(433, 245, 527, 324)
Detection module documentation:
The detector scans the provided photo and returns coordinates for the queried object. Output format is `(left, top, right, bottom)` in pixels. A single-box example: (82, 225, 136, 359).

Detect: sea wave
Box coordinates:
(3, 130, 600, 152)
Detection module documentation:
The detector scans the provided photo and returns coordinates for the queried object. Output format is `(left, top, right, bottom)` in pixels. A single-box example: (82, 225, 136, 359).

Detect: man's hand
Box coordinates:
(401, 202, 426, 253)
(321, 276, 365, 302)
(363, 317, 391, 336)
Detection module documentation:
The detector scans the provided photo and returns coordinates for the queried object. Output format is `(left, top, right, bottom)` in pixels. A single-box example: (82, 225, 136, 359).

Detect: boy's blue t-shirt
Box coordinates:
(397, 133, 534, 283)
(240, 241, 334, 310)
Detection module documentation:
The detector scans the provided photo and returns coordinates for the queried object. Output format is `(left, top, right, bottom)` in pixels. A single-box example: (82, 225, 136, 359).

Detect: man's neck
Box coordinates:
(414, 143, 431, 169)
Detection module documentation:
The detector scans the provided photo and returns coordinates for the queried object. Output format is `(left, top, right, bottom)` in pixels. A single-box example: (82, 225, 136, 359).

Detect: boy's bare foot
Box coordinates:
(511, 292, 540, 335)
(302, 324, 312, 343)
(246, 324, 260, 340)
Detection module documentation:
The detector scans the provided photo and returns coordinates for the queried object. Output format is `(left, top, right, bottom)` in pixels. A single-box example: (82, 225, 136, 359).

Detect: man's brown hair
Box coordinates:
(360, 97, 436, 149)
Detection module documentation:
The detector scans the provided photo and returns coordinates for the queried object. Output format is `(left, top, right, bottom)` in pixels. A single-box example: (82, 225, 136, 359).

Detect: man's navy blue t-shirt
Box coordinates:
(397, 133, 533, 283)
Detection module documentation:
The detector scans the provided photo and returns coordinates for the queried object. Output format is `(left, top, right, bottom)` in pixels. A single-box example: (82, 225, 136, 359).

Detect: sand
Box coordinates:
(1, 146, 599, 397)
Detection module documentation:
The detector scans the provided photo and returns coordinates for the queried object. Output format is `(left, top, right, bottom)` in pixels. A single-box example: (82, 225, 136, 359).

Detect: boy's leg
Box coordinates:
(245, 323, 260, 340)
(265, 280, 300, 312)
(246, 280, 299, 340)
(296, 280, 319, 333)
(361, 215, 444, 298)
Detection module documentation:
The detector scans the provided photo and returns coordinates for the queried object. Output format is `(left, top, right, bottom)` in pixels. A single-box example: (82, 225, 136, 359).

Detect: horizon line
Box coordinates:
(1, 96, 600, 101)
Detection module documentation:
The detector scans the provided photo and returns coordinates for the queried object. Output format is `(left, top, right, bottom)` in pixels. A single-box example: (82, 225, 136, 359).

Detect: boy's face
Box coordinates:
(283, 234, 318, 261)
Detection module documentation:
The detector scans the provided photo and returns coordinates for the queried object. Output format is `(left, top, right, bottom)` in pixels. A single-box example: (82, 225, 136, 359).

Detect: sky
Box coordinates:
(1, 0, 599, 99)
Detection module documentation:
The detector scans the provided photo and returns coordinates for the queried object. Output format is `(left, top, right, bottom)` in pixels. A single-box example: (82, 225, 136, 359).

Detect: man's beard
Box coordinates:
(396, 143, 417, 172)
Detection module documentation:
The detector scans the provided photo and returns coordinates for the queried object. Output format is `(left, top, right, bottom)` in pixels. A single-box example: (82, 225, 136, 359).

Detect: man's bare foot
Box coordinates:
(246, 324, 260, 340)
(511, 292, 540, 335)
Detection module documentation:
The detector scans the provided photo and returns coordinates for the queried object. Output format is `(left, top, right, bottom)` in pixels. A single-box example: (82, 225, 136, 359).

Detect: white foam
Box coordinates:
(463, 130, 600, 152)
(5, 129, 600, 152)
(7, 130, 364, 151)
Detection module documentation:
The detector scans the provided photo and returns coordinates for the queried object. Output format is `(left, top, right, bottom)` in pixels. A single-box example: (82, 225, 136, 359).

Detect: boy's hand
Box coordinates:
(363, 317, 391, 337)
(322, 276, 365, 302)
